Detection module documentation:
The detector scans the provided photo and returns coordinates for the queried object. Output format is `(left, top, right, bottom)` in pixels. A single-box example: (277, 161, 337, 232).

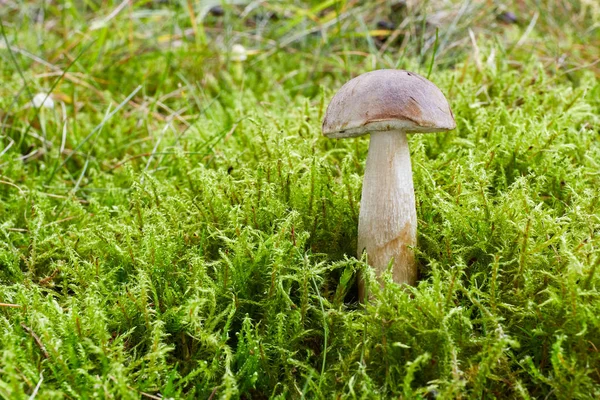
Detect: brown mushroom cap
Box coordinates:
(322, 69, 456, 138)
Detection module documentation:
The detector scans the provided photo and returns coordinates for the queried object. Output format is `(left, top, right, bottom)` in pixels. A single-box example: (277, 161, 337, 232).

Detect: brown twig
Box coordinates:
(139, 391, 162, 400)
(0, 302, 21, 308)
(20, 323, 50, 359)
(110, 152, 152, 170)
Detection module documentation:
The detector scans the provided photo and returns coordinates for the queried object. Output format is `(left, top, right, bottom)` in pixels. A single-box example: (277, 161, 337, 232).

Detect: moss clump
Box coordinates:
(1, 1, 599, 398)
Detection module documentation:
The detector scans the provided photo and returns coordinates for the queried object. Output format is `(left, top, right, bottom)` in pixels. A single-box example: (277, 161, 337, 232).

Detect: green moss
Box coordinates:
(1, 1, 599, 398)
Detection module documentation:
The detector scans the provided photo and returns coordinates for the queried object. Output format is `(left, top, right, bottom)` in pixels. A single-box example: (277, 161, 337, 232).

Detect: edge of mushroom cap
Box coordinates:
(322, 69, 456, 138)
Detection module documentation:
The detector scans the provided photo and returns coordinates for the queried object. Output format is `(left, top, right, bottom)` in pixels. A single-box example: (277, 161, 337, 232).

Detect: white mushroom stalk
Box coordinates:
(357, 130, 416, 293)
(322, 69, 456, 302)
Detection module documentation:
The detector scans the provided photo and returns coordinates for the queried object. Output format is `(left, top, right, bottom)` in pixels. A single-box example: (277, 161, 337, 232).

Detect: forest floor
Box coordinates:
(1, 1, 599, 398)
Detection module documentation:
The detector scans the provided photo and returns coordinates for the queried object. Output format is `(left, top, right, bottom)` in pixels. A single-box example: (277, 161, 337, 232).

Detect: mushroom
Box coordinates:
(322, 69, 456, 301)
(230, 44, 247, 81)
(230, 44, 248, 62)
(32, 93, 54, 110)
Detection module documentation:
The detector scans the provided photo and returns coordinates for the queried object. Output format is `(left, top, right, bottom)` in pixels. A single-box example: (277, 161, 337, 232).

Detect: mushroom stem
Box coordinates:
(357, 129, 417, 301)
